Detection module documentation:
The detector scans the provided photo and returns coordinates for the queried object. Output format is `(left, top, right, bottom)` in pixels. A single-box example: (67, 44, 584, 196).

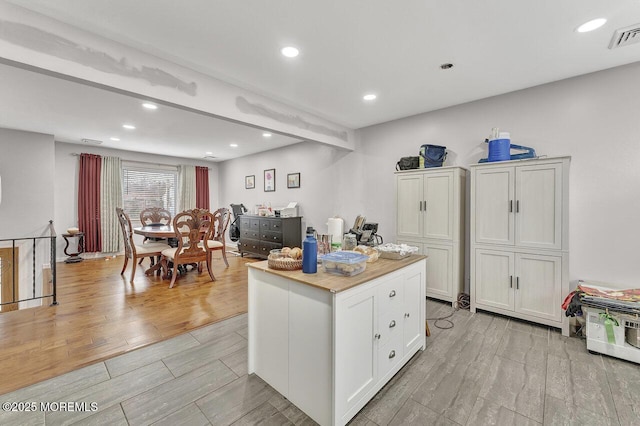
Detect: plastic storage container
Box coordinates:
(321, 251, 368, 277)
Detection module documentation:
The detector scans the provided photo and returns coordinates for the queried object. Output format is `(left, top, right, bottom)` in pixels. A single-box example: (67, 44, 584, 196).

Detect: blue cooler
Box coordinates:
(487, 132, 511, 162)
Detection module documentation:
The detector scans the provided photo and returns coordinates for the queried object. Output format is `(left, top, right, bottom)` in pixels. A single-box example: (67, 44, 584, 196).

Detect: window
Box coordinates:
(122, 163, 177, 224)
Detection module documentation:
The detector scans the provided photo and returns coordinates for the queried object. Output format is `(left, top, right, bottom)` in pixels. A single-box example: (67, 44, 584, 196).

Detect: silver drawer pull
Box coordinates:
(389, 320, 396, 328)
(389, 350, 396, 359)
(374, 333, 381, 339)
(389, 290, 396, 298)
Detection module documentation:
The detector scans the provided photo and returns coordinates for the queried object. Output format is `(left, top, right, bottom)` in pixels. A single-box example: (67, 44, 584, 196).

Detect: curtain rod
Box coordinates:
(70, 153, 212, 170)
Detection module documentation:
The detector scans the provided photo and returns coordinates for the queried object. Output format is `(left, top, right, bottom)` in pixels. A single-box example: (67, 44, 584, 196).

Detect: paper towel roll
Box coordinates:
(327, 217, 344, 251)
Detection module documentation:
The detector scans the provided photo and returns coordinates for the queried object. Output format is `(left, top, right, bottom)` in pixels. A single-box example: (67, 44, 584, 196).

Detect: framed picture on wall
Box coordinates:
(287, 173, 300, 189)
(264, 169, 275, 192)
(245, 175, 255, 189)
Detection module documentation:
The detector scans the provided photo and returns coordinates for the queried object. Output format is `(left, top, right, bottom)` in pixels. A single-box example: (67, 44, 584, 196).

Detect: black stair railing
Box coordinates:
(0, 220, 57, 310)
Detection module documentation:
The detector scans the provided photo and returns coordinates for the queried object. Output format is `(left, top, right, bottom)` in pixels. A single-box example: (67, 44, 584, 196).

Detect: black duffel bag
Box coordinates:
(396, 156, 420, 171)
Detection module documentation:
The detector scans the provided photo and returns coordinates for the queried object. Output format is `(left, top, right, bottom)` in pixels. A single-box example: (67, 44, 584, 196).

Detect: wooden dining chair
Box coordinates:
(140, 207, 172, 227)
(160, 209, 215, 288)
(116, 207, 171, 283)
(204, 207, 231, 267)
(138, 207, 173, 264)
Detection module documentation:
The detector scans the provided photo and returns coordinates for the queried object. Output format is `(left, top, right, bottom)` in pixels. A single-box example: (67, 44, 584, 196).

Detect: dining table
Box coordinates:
(133, 225, 176, 276)
(133, 224, 175, 240)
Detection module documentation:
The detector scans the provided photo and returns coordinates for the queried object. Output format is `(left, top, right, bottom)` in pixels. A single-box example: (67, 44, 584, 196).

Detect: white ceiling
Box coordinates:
(3, 0, 640, 158)
(0, 62, 301, 161)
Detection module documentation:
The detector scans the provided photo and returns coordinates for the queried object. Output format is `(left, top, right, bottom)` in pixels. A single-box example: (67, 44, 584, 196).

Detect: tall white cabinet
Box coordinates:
(470, 157, 570, 336)
(395, 166, 466, 305)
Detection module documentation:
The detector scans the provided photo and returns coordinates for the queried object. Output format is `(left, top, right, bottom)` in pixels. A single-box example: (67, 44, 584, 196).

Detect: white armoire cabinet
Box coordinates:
(470, 157, 570, 335)
(395, 166, 466, 305)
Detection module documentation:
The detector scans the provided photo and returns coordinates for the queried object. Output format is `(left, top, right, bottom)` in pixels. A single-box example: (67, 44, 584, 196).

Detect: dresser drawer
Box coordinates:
(261, 230, 283, 244)
(259, 241, 282, 255)
(241, 217, 260, 231)
(239, 238, 260, 254)
(242, 228, 260, 239)
(260, 218, 282, 232)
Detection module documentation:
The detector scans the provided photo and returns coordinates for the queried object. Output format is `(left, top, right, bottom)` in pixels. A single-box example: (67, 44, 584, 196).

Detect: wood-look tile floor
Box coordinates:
(2, 298, 639, 425)
(0, 253, 257, 395)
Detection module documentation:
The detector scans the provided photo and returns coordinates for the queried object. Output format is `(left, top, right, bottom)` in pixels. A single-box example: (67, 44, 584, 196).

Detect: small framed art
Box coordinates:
(264, 168, 276, 192)
(245, 175, 255, 189)
(287, 173, 300, 189)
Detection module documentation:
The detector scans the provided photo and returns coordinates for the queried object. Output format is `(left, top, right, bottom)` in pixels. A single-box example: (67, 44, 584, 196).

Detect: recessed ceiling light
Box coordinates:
(577, 18, 607, 33)
(230, 143, 238, 148)
(363, 94, 377, 101)
(263, 132, 272, 138)
(122, 124, 136, 130)
(205, 151, 213, 155)
(110, 137, 120, 141)
(142, 103, 158, 110)
(281, 46, 299, 58)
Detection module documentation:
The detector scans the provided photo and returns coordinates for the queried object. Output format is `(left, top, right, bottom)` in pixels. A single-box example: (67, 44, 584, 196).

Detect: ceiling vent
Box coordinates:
(609, 23, 640, 49)
(81, 138, 103, 145)
(203, 155, 217, 160)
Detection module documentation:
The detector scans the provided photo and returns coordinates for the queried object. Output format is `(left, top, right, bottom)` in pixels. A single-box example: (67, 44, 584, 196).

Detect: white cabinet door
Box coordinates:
(474, 249, 514, 311)
(515, 253, 562, 321)
(515, 163, 562, 250)
(335, 288, 378, 415)
(402, 268, 423, 352)
(474, 167, 515, 245)
(397, 174, 423, 238)
(423, 244, 452, 299)
(423, 172, 453, 240)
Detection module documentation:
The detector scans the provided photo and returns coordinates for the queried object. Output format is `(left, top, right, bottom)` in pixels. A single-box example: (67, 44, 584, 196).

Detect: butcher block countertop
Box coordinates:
(247, 254, 427, 293)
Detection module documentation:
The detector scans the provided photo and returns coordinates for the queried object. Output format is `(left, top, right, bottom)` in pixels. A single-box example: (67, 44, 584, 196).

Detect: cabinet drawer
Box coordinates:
(259, 241, 282, 256)
(261, 230, 283, 244)
(378, 309, 402, 347)
(260, 218, 282, 231)
(377, 334, 403, 379)
(240, 217, 260, 231)
(239, 239, 260, 253)
(242, 228, 260, 239)
(377, 277, 404, 315)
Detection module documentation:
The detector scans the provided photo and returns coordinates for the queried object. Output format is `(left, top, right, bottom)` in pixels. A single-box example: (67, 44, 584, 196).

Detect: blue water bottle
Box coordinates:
(302, 227, 317, 273)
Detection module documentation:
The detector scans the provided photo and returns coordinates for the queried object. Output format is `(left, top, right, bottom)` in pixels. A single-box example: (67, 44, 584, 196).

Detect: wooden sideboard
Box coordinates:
(238, 215, 302, 259)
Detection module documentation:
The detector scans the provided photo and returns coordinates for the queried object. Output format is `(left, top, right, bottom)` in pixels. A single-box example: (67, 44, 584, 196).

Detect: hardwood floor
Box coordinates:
(0, 253, 257, 395)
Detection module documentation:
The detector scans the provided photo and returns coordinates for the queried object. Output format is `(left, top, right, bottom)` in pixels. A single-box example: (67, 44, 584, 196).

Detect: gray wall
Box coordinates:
(358, 61, 640, 288)
(0, 128, 55, 308)
(218, 139, 367, 237)
(0, 128, 55, 237)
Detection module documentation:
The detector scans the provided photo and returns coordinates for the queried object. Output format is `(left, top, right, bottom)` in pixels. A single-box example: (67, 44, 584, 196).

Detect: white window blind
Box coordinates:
(122, 164, 177, 224)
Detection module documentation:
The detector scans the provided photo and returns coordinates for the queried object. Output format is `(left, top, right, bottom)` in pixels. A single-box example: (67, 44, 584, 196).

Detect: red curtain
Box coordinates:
(195, 166, 210, 209)
(78, 153, 102, 252)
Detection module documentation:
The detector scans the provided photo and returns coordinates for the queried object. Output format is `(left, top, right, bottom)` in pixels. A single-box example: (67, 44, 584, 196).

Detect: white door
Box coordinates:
(515, 253, 562, 321)
(334, 288, 378, 415)
(424, 171, 453, 240)
(403, 269, 423, 352)
(424, 244, 452, 299)
(474, 249, 514, 311)
(515, 163, 562, 250)
(397, 174, 424, 238)
(474, 167, 515, 245)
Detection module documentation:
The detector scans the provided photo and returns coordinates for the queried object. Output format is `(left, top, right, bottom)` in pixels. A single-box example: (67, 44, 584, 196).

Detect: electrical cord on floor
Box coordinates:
(426, 292, 470, 330)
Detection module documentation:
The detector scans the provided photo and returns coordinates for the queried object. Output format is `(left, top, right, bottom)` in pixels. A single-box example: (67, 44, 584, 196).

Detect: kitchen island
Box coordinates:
(247, 255, 427, 426)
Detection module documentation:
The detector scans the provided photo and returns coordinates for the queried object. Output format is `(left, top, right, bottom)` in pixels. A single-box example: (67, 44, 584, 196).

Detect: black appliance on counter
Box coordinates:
(348, 215, 383, 246)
